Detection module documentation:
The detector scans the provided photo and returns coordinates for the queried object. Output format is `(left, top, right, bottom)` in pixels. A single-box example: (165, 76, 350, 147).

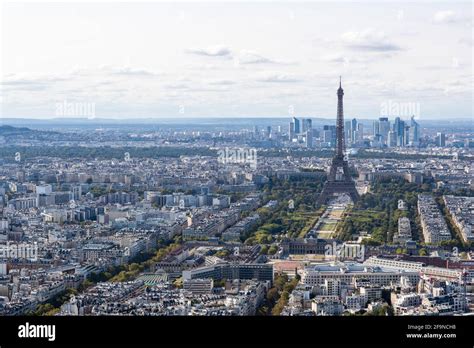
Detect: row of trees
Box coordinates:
(0, 145, 215, 161)
(436, 197, 472, 250)
(259, 148, 459, 161)
(86, 237, 182, 285)
(257, 273, 300, 316)
(29, 288, 80, 316)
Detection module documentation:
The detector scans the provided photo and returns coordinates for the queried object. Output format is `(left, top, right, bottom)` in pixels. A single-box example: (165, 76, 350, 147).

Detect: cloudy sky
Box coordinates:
(1, 1, 472, 120)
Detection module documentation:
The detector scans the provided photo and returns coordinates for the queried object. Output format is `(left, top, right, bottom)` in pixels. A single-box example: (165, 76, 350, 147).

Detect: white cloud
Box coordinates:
(340, 29, 401, 51)
(320, 53, 347, 63)
(110, 67, 159, 77)
(238, 50, 273, 64)
(185, 46, 232, 57)
(320, 52, 394, 65)
(207, 79, 235, 85)
(1, 2, 471, 118)
(164, 83, 189, 90)
(433, 10, 459, 24)
(237, 50, 294, 65)
(1, 73, 69, 92)
(255, 72, 301, 83)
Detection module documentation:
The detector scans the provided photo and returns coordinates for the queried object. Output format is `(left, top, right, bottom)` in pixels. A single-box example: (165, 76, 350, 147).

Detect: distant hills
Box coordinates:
(0, 125, 34, 135)
(0, 125, 59, 139)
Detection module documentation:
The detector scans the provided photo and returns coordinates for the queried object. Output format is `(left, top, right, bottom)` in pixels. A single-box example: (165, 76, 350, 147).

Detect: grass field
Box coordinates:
(328, 210, 345, 219)
(316, 231, 334, 239)
(319, 222, 337, 231)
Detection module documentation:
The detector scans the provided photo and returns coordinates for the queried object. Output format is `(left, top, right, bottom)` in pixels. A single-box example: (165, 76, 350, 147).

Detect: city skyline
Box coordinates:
(1, 1, 472, 119)
(0, 2, 474, 342)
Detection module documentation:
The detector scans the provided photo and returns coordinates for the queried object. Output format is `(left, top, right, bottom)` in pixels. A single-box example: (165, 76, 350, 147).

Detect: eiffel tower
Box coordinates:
(317, 77, 359, 205)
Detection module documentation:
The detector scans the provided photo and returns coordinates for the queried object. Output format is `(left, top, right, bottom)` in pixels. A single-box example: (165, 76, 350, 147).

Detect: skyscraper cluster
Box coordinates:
(289, 117, 313, 147)
(345, 118, 363, 146)
(373, 116, 420, 147)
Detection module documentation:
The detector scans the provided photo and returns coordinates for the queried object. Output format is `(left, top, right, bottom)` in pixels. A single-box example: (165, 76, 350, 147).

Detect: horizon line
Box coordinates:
(1, 116, 473, 121)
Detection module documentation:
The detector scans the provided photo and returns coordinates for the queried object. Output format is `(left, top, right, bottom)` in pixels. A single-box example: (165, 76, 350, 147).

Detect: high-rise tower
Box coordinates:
(317, 77, 360, 205)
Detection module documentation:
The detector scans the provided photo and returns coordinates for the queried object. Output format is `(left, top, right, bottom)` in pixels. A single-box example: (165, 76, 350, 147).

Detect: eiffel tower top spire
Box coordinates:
(337, 76, 344, 97)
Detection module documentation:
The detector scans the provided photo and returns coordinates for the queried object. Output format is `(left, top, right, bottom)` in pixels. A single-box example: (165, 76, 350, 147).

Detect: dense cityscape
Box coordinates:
(0, 79, 472, 318)
(2, 0, 473, 345)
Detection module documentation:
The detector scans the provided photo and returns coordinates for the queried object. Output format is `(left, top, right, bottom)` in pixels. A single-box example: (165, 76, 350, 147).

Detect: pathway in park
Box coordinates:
(311, 194, 352, 239)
